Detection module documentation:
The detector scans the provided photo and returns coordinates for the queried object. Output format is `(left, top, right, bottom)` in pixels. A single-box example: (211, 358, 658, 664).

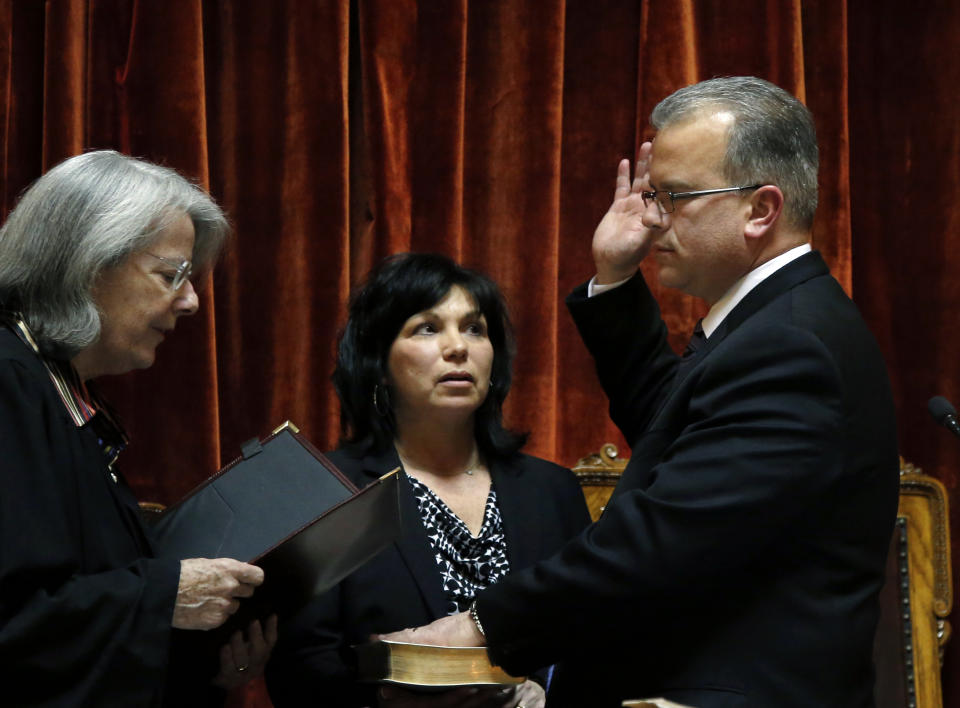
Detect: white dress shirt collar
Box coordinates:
(701, 243, 812, 338)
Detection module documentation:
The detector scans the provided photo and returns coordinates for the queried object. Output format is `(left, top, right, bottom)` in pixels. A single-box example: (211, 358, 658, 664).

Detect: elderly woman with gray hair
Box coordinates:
(0, 151, 276, 706)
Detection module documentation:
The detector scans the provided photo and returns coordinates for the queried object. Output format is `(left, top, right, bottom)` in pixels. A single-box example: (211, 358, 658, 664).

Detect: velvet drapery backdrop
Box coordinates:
(2, 2, 959, 706)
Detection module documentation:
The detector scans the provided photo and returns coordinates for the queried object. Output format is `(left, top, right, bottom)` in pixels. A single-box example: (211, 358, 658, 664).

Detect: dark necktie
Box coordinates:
(682, 319, 706, 359)
(675, 319, 706, 380)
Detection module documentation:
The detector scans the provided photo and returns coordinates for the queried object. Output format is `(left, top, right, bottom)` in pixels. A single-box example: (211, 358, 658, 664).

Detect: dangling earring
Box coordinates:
(373, 384, 389, 416)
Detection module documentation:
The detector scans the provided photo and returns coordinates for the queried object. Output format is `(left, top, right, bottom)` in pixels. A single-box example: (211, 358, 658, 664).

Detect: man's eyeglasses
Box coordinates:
(146, 253, 193, 291)
(641, 185, 762, 214)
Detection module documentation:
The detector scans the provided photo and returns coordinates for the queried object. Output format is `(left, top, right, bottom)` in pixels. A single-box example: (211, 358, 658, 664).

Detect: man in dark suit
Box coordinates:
(385, 76, 899, 708)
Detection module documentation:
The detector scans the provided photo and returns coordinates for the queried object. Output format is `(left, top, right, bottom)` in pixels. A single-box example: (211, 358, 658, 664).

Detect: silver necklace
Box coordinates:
(462, 449, 480, 475)
(398, 448, 480, 476)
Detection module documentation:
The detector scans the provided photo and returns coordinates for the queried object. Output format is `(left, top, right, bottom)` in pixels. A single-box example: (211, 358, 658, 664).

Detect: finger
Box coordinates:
(637, 141, 654, 179)
(232, 581, 257, 599)
(245, 619, 266, 651)
(508, 681, 542, 708)
(502, 685, 522, 707)
(219, 641, 234, 671)
(206, 558, 265, 588)
(613, 158, 632, 198)
(264, 614, 279, 648)
(230, 629, 250, 671)
(244, 620, 273, 668)
(230, 561, 265, 586)
(203, 598, 240, 627)
(378, 627, 418, 643)
(212, 642, 239, 690)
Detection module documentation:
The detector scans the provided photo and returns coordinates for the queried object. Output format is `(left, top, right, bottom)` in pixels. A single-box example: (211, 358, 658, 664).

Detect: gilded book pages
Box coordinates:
(355, 640, 524, 689)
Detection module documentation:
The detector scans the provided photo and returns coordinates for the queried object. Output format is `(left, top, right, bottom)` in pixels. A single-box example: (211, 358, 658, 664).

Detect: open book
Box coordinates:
(149, 421, 401, 621)
(354, 640, 524, 689)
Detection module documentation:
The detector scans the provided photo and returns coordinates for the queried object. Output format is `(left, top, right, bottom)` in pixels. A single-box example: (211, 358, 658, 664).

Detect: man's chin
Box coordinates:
(656, 266, 683, 290)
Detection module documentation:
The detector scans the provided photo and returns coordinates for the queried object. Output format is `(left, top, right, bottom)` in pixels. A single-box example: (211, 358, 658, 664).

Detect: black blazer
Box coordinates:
(265, 445, 591, 707)
(478, 252, 900, 707)
(0, 327, 182, 706)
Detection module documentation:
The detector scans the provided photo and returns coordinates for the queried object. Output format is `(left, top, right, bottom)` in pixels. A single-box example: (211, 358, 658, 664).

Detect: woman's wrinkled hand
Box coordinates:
(212, 616, 279, 690)
(172, 557, 264, 630)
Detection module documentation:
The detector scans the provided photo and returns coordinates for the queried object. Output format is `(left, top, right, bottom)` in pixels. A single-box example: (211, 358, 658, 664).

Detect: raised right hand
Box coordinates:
(592, 142, 656, 284)
(172, 557, 264, 630)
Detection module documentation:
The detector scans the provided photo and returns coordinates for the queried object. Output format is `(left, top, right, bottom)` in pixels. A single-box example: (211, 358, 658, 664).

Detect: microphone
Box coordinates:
(928, 395, 960, 440)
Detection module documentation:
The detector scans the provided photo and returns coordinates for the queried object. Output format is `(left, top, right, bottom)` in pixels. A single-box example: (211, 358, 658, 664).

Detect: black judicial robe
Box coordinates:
(0, 326, 182, 706)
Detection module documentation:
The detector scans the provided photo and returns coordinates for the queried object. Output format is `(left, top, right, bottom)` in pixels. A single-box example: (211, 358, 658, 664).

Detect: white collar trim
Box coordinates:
(701, 243, 812, 338)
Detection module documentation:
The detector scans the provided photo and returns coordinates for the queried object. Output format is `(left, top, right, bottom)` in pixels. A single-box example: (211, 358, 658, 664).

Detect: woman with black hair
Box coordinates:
(266, 253, 590, 708)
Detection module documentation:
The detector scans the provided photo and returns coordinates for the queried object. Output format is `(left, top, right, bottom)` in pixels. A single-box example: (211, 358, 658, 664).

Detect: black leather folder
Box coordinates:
(150, 421, 401, 618)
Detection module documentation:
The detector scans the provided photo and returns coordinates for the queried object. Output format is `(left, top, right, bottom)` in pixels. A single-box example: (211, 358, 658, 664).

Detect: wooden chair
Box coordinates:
(572, 446, 954, 708)
(138, 501, 166, 524)
(873, 459, 953, 708)
(572, 443, 628, 522)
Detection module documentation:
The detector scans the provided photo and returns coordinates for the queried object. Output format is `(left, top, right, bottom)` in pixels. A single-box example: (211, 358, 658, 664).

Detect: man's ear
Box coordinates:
(744, 185, 784, 239)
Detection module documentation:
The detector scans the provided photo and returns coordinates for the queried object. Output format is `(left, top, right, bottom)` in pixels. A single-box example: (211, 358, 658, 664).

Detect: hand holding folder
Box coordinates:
(148, 422, 402, 624)
(172, 557, 265, 630)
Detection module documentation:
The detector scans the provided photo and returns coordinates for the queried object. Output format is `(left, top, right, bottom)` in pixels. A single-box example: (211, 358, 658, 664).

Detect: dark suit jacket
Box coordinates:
(265, 444, 591, 707)
(477, 252, 899, 707)
(0, 327, 182, 706)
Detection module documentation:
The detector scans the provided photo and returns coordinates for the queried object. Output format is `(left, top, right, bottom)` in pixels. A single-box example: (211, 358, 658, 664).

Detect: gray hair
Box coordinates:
(650, 76, 819, 230)
(0, 150, 229, 358)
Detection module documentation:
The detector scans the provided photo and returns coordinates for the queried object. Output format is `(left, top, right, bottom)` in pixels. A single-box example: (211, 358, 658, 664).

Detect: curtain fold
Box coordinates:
(457, 0, 567, 450)
(2, 2, 959, 706)
(557, 0, 644, 461)
(848, 10, 960, 703)
(0, 2, 45, 212)
(202, 0, 352, 470)
(41, 0, 86, 164)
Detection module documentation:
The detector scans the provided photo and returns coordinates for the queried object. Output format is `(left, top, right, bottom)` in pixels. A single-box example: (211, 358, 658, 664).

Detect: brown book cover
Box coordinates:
(149, 421, 401, 619)
(354, 640, 524, 689)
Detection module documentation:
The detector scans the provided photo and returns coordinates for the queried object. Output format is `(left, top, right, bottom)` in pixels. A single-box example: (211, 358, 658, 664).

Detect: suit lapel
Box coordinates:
(492, 457, 542, 571)
(358, 448, 449, 619)
(651, 250, 829, 429)
(675, 251, 829, 374)
(707, 250, 828, 348)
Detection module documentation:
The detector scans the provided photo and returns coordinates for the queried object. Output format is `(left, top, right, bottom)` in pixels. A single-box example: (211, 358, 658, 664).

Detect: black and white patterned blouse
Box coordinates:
(406, 473, 511, 615)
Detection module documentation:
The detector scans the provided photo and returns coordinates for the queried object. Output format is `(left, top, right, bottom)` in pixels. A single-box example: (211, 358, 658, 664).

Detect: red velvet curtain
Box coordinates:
(2, 2, 958, 706)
